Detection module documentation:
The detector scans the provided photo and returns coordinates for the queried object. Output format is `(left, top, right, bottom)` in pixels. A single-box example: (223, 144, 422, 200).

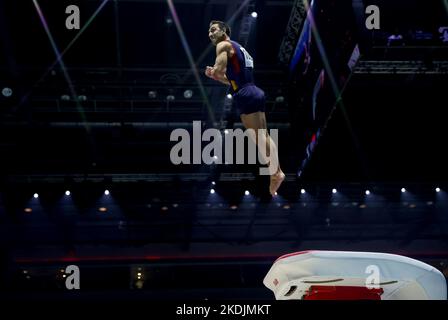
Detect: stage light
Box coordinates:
(166, 95, 175, 101)
(331, 202, 340, 207)
(436, 187, 441, 193)
(134, 268, 145, 286)
(65, 190, 71, 196)
(148, 90, 157, 99)
(245, 190, 250, 196)
(274, 192, 278, 196)
(183, 89, 193, 99)
(61, 94, 70, 101)
(224, 129, 229, 134)
(211, 181, 216, 185)
(1, 87, 12, 97)
(365, 190, 370, 195)
(77, 95, 87, 102)
(226, 94, 232, 99)
(401, 188, 406, 193)
(300, 189, 306, 194)
(98, 207, 107, 212)
(104, 190, 110, 195)
(210, 189, 215, 194)
(275, 96, 285, 103)
(33, 193, 39, 199)
(251, 12, 258, 18)
(332, 188, 337, 194)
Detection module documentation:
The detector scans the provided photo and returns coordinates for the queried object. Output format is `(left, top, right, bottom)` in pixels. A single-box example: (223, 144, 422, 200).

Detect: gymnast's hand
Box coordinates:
(205, 66, 214, 78)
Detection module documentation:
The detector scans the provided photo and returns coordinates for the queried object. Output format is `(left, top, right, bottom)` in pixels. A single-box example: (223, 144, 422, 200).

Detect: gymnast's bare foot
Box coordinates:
(270, 170, 285, 196)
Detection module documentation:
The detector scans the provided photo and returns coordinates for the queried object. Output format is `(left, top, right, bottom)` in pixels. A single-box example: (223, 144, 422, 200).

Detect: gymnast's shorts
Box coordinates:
(233, 84, 266, 115)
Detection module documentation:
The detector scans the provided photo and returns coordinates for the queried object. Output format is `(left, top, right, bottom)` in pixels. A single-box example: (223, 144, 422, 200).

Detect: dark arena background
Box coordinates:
(1, 0, 448, 309)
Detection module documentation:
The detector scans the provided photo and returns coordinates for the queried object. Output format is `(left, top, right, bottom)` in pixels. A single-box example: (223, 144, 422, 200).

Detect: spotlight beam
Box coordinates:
(166, 0, 216, 124)
(31, 0, 102, 161)
(31, 0, 92, 135)
(21, 0, 110, 111)
(302, 0, 371, 179)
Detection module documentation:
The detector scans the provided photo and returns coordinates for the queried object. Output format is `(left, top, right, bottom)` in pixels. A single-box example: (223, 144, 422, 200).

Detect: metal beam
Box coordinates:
(278, 0, 307, 65)
(354, 60, 448, 74)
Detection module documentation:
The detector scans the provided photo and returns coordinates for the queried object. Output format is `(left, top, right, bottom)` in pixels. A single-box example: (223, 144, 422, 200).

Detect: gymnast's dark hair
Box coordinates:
(209, 20, 231, 37)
